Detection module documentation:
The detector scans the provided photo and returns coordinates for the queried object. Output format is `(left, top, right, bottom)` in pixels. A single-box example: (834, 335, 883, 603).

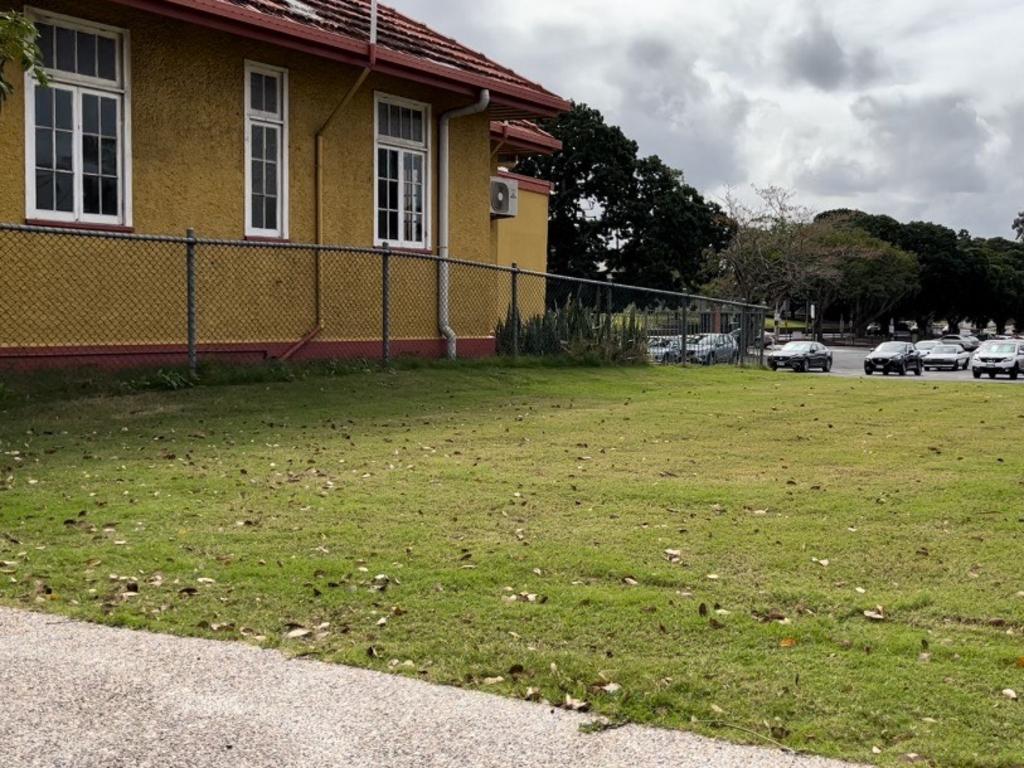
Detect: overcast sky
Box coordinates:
(395, 0, 1024, 237)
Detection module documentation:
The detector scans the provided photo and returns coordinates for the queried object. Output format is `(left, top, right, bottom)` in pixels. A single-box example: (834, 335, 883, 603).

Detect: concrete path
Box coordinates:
(0, 607, 861, 768)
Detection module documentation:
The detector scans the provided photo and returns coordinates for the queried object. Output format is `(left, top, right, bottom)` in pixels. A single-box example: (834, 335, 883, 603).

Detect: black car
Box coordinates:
(768, 341, 833, 372)
(864, 341, 923, 376)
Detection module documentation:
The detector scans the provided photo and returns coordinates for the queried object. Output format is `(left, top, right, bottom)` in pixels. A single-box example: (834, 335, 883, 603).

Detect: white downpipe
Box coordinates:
(369, 0, 379, 45)
(438, 89, 490, 360)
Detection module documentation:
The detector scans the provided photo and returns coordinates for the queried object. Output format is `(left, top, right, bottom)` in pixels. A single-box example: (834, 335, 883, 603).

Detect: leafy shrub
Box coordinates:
(496, 298, 648, 363)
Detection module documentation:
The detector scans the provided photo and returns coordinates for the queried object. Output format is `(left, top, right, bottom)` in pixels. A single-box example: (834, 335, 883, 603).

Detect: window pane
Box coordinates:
(55, 171, 73, 212)
(83, 94, 99, 134)
(35, 170, 54, 210)
(252, 194, 264, 229)
(38, 24, 54, 68)
(388, 211, 399, 240)
(378, 101, 389, 137)
(101, 176, 118, 216)
(83, 135, 99, 174)
(55, 26, 75, 72)
(35, 128, 53, 169)
(250, 72, 264, 112)
(378, 179, 388, 208)
(264, 197, 277, 231)
(55, 90, 72, 130)
(100, 98, 117, 138)
(412, 111, 424, 143)
(264, 162, 277, 196)
(83, 175, 100, 214)
(264, 127, 277, 160)
(55, 131, 73, 171)
(400, 108, 411, 140)
(77, 32, 97, 77)
(252, 160, 263, 194)
(34, 88, 52, 128)
(101, 138, 117, 176)
(252, 125, 264, 159)
(264, 75, 278, 115)
(377, 210, 388, 240)
(97, 36, 116, 80)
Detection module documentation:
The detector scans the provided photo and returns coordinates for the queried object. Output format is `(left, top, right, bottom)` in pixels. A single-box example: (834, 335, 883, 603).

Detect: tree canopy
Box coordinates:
(517, 103, 733, 292)
(0, 11, 48, 104)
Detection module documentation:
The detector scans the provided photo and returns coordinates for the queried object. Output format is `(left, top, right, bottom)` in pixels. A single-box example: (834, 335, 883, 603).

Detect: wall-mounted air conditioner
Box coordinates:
(490, 177, 519, 218)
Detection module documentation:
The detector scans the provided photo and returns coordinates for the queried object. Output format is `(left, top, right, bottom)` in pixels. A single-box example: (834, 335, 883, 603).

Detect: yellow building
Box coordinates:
(0, 0, 566, 368)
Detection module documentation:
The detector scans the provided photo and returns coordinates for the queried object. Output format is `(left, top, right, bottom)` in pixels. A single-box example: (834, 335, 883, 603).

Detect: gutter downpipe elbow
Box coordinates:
(439, 88, 490, 360)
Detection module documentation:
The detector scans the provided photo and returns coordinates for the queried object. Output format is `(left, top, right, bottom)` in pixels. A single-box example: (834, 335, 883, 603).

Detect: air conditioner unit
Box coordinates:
(490, 177, 519, 218)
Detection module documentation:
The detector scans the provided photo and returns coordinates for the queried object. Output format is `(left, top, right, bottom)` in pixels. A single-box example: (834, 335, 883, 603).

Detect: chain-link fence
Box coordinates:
(0, 223, 767, 373)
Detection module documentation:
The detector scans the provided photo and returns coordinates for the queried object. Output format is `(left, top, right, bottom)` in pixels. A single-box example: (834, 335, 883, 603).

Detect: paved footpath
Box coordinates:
(0, 607, 861, 768)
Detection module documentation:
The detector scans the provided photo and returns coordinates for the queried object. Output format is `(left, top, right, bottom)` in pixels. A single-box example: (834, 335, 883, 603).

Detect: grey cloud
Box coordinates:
(852, 93, 991, 194)
(781, 11, 887, 90)
(798, 156, 882, 197)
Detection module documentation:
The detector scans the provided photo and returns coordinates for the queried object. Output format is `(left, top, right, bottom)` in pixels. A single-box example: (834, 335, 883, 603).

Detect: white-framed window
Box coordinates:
(374, 93, 430, 249)
(244, 61, 288, 239)
(23, 8, 131, 227)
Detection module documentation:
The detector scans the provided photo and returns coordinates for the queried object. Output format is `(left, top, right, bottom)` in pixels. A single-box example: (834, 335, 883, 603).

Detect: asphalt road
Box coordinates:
(774, 346, 1024, 384)
(0, 607, 862, 768)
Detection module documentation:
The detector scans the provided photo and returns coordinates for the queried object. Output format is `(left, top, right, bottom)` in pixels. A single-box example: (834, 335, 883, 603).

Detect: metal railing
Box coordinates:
(0, 223, 768, 374)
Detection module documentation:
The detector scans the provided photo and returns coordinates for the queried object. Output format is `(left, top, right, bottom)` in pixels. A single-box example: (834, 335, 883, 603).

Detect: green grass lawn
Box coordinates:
(2, 364, 1023, 766)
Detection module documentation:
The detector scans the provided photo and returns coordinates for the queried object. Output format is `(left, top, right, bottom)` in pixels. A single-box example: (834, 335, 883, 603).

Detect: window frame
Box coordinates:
(373, 92, 432, 250)
(244, 60, 289, 240)
(22, 7, 132, 228)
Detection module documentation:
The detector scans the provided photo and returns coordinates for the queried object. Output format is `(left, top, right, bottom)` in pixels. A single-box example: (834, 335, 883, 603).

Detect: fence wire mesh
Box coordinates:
(0, 224, 767, 373)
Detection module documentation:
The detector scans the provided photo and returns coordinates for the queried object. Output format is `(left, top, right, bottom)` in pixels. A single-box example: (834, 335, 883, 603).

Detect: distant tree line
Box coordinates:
(525, 103, 1024, 334)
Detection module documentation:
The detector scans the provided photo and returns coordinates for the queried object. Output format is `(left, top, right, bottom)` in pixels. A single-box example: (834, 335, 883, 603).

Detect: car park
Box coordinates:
(768, 341, 833, 372)
(971, 340, 1024, 379)
(923, 343, 972, 371)
(687, 333, 738, 365)
(864, 341, 923, 376)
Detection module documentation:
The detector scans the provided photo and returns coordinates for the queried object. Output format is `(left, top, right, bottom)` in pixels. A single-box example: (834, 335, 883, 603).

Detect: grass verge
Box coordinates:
(1, 365, 1023, 766)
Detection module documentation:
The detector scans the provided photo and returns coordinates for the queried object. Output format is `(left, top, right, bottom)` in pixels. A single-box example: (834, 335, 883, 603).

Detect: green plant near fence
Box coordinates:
(496, 298, 649, 363)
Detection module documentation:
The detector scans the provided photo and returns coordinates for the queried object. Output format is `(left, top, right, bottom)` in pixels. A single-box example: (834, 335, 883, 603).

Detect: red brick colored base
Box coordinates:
(0, 338, 498, 372)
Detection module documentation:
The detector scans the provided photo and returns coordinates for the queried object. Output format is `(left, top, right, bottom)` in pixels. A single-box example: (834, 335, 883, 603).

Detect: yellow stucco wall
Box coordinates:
(493, 188, 551, 318)
(0, 0, 517, 351)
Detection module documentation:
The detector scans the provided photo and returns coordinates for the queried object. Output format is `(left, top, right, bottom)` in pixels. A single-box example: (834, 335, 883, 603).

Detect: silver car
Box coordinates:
(924, 344, 971, 371)
(687, 334, 738, 365)
(971, 340, 1024, 379)
(648, 336, 684, 365)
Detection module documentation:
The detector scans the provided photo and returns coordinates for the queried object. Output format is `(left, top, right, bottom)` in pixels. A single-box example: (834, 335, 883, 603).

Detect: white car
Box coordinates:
(648, 336, 684, 364)
(972, 340, 1024, 379)
(924, 344, 971, 371)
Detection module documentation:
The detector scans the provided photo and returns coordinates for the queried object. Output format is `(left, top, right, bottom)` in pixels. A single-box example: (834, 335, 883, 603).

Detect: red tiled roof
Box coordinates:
(109, 0, 569, 118)
(491, 119, 562, 155)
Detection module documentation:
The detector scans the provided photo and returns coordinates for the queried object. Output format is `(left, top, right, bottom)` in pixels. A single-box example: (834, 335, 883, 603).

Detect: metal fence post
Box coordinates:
(681, 297, 688, 365)
(185, 228, 197, 377)
(381, 244, 391, 366)
(511, 262, 520, 359)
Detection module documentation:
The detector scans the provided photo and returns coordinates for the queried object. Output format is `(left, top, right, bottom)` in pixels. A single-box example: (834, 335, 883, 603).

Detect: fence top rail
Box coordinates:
(0, 222, 768, 311)
(0, 222, 190, 245)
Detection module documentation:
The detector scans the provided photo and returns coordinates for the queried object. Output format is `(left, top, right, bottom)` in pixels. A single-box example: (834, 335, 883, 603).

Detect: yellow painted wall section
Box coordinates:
(493, 188, 551, 318)
(0, 0, 498, 348)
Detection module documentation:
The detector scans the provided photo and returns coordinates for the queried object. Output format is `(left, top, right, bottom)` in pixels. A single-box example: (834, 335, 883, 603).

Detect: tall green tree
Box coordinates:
(517, 103, 733, 290)
(517, 104, 639, 279)
(0, 11, 48, 104)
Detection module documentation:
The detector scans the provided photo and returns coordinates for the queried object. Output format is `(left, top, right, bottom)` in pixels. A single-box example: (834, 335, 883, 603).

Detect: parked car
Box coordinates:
(768, 341, 833, 373)
(648, 336, 684, 365)
(687, 334, 738, 365)
(728, 328, 775, 349)
(971, 340, 1024, 379)
(923, 343, 972, 371)
(915, 340, 942, 354)
(941, 334, 980, 352)
(864, 341, 924, 376)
